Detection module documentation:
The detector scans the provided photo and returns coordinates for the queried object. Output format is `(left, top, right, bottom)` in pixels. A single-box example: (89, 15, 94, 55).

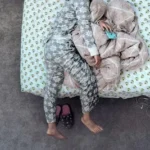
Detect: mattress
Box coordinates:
(20, 0, 150, 99)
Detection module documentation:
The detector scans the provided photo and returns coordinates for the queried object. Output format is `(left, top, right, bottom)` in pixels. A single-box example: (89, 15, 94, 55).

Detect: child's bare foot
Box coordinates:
(47, 128, 66, 139)
(47, 123, 66, 140)
(81, 114, 103, 134)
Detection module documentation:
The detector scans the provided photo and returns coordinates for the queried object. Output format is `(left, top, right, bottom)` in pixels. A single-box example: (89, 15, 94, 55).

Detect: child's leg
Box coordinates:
(61, 50, 103, 134)
(43, 58, 65, 139)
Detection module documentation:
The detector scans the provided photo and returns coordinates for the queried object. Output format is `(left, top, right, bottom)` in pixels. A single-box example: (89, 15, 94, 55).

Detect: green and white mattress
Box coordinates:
(20, 0, 150, 99)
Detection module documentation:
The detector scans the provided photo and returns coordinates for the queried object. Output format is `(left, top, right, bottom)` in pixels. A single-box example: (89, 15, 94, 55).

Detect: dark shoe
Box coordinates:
(60, 104, 74, 129)
(56, 105, 62, 125)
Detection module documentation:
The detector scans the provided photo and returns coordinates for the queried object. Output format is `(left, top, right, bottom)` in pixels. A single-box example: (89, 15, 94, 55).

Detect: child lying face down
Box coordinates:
(43, 0, 111, 139)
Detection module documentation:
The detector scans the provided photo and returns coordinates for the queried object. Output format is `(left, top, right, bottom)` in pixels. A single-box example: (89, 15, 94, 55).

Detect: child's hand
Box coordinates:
(84, 53, 96, 67)
(93, 55, 101, 68)
(99, 20, 112, 32)
(84, 53, 101, 68)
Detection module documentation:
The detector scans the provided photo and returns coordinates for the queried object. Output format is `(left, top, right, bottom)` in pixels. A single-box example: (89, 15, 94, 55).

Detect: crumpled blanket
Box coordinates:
(63, 0, 149, 91)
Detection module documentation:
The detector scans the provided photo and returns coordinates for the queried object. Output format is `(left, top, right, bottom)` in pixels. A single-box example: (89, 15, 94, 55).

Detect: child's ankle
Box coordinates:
(48, 122, 56, 129)
(82, 112, 90, 121)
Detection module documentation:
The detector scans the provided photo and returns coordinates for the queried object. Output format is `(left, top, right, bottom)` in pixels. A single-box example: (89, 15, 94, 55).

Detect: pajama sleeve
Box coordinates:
(74, 0, 99, 56)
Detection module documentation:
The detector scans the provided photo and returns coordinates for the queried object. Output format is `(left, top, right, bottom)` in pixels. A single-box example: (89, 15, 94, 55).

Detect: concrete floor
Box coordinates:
(0, 0, 150, 150)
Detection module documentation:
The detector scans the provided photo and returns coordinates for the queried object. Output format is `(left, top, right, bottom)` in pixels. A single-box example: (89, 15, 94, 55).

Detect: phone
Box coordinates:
(105, 31, 117, 40)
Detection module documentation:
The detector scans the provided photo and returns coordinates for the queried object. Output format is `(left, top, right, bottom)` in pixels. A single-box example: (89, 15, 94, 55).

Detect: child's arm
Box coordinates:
(74, 0, 99, 57)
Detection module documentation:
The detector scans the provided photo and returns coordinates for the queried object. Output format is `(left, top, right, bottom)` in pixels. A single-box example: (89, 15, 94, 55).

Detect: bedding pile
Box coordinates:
(20, 0, 150, 99)
(64, 0, 149, 91)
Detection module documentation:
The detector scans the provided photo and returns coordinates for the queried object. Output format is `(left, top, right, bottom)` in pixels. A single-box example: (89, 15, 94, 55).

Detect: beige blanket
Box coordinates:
(63, 0, 149, 91)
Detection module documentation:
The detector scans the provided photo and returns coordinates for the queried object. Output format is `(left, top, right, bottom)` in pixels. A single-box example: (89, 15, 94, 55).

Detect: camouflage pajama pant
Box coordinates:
(43, 35, 99, 123)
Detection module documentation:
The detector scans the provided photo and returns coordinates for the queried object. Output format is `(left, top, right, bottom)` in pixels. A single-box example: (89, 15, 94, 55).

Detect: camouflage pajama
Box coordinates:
(43, 0, 100, 123)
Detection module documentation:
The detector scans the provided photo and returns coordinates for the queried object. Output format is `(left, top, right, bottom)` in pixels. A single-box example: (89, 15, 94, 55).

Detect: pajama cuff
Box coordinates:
(88, 46, 99, 56)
